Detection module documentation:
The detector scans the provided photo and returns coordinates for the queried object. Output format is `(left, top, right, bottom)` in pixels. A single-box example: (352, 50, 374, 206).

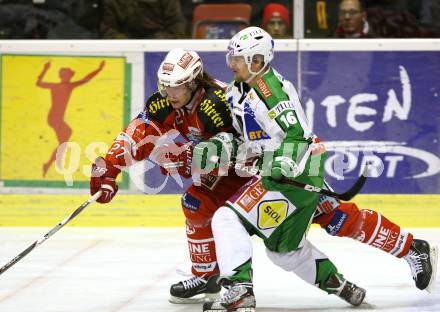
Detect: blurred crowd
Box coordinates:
(0, 0, 439, 39)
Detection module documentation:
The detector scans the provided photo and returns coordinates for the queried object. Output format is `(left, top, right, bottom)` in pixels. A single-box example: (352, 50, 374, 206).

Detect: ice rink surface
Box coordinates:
(0, 227, 439, 312)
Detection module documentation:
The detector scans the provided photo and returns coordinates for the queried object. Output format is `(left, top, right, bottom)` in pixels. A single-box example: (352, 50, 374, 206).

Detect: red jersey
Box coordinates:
(105, 84, 233, 173)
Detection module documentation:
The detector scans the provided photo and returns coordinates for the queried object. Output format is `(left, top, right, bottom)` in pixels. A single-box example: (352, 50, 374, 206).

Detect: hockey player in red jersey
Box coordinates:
(90, 47, 437, 308)
(90, 48, 249, 303)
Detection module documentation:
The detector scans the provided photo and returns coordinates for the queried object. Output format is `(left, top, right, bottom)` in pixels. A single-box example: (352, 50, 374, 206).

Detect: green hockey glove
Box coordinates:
(271, 155, 301, 181)
(192, 132, 238, 174)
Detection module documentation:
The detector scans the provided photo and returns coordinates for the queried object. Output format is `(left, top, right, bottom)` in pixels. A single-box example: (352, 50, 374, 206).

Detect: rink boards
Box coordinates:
(0, 39, 439, 195)
(0, 194, 438, 227)
(0, 40, 439, 228)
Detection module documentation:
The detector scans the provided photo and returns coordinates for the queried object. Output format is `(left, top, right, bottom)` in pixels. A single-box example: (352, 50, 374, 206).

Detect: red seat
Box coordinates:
(192, 3, 252, 39)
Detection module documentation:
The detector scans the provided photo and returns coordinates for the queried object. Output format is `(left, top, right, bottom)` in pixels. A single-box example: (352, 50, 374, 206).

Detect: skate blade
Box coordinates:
(426, 245, 438, 293)
(169, 292, 221, 304)
(359, 297, 377, 309)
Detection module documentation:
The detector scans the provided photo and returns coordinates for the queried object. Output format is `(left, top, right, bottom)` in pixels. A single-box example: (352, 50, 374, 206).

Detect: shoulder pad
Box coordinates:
(254, 69, 289, 107)
(145, 91, 172, 123)
(198, 86, 233, 133)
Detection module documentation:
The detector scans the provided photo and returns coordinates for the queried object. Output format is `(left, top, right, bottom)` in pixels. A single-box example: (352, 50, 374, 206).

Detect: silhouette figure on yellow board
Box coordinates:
(36, 60, 105, 177)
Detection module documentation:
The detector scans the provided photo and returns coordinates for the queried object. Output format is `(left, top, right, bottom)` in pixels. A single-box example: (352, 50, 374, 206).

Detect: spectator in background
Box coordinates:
(65, 0, 103, 38)
(0, 0, 102, 39)
(42, 0, 103, 39)
(0, 1, 32, 38)
(418, 0, 440, 36)
(100, 0, 186, 39)
(335, 0, 376, 38)
(262, 2, 291, 38)
(366, 0, 434, 37)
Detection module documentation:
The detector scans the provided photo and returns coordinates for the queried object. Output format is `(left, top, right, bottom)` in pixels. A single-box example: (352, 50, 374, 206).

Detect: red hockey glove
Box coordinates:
(90, 157, 121, 203)
(154, 142, 193, 179)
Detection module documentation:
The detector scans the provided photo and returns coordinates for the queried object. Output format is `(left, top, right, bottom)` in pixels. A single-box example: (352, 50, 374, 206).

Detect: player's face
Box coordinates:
(165, 84, 192, 109)
(227, 55, 251, 82)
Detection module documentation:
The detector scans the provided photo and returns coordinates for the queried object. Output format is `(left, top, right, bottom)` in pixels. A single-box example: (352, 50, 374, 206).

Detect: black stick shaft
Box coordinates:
(280, 173, 367, 201)
(278, 165, 369, 201)
(0, 191, 102, 276)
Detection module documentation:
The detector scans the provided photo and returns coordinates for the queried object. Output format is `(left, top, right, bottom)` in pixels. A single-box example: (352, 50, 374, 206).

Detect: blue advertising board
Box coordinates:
(301, 52, 440, 193)
(143, 50, 439, 194)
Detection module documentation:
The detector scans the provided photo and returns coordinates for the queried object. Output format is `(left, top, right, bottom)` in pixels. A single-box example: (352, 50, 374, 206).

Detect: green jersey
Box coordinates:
(225, 67, 326, 252)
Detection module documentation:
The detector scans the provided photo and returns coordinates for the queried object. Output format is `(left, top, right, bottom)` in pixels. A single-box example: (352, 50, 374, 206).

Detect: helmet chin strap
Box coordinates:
(245, 63, 268, 84)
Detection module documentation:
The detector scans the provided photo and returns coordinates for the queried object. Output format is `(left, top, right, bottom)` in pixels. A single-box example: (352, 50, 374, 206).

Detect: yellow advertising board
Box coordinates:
(0, 55, 130, 188)
(0, 194, 439, 227)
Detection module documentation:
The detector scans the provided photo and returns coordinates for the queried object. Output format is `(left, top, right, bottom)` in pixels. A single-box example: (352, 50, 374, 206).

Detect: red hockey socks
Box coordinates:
(315, 202, 413, 258)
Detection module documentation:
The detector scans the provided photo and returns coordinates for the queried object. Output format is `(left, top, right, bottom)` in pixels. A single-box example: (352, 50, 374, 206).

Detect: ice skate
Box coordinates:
(169, 274, 221, 304)
(404, 239, 438, 292)
(203, 281, 255, 312)
(325, 273, 366, 306)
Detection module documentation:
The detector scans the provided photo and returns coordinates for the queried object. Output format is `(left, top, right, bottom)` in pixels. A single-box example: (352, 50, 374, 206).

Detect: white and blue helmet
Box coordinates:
(226, 26, 274, 75)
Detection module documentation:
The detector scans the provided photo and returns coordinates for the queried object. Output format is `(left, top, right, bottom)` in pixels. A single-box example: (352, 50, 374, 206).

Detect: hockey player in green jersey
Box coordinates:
(193, 26, 436, 311)
(197, 26, 367, 312)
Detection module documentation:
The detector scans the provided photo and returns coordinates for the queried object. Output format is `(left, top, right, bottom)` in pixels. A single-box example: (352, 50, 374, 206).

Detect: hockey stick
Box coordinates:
(276, 166, 369, 201)
(168, 144, 368, 201)
(0, 191, 102, 276)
